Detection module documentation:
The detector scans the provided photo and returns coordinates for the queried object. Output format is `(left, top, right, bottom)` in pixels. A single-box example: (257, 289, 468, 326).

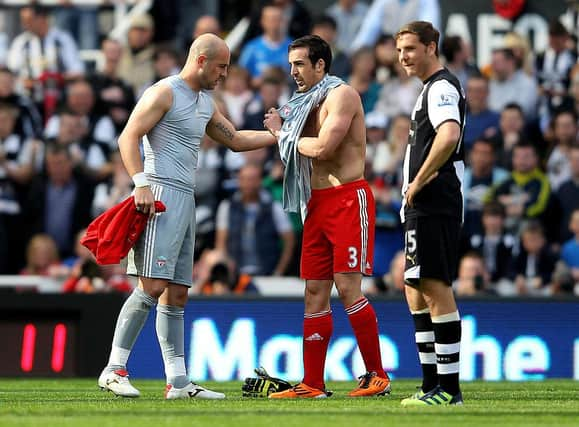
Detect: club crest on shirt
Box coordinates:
(281, 105, 291, 116)
(156, 256, 167, 268)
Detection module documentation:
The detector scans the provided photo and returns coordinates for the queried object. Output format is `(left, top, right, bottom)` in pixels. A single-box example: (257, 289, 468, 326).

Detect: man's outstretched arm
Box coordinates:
(206, 102, 277, 151)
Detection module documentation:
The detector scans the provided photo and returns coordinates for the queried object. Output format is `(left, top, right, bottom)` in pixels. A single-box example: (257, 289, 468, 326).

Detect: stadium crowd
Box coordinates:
(0, 0, 578, 297)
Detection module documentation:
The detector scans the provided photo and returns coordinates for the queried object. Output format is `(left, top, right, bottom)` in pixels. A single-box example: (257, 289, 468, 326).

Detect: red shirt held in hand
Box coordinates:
(81, 196, 166, 265)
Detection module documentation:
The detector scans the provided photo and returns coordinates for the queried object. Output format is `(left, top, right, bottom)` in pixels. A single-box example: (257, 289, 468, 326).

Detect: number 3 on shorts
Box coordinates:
(348, 246, 358, 268)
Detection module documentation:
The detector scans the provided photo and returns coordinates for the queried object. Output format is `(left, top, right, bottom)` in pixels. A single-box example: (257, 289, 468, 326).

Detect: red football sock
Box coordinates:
(346, 297, 387, 378)
(302, 310, 333, 390)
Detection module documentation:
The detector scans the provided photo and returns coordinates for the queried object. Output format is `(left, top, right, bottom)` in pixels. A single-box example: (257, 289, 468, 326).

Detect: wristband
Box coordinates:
(132, 172, 149, 188)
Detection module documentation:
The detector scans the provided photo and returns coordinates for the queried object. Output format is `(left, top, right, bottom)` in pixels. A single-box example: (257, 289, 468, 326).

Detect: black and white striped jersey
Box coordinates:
(400, 68, 466, 223)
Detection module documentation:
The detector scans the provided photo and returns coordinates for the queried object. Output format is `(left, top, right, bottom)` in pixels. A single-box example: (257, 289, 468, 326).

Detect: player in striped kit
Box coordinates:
(396, 21, 464, 406)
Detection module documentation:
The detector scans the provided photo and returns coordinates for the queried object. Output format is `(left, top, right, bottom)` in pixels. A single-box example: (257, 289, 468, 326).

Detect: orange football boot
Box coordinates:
(268, 382, 329, 399)
(348, 372, 391, 397)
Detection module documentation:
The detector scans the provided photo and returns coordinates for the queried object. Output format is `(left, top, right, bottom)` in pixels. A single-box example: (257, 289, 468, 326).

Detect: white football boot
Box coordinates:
(164, 382, 225, 400)
(98, 369, 140, 397)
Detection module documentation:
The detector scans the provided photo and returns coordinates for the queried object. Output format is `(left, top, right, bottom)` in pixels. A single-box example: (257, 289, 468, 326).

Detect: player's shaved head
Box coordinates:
(188, 33, 229, 62)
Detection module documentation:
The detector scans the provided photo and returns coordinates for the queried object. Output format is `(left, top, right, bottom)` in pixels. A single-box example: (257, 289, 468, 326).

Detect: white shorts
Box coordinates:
(126, 183, 195, 286)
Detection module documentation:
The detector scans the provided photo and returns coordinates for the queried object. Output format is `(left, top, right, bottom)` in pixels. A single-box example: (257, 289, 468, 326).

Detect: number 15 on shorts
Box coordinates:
(405, 229, 417, 265)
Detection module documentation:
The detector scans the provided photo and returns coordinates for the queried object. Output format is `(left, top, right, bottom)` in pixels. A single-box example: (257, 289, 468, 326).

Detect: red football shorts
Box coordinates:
(301, 179, 375, 280)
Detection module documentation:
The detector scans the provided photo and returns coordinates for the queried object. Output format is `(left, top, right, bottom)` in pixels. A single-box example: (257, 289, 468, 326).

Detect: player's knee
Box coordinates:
(140, 278, 168, 299)
(160, 284, 189, 307)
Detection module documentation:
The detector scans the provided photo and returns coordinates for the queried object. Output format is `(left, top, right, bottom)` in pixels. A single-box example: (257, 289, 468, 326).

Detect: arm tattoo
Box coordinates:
(215, 121, 234, 141)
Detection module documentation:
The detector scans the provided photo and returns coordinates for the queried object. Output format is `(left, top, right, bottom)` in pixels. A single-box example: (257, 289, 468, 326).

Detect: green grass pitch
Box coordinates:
(0, 379, 578, 427)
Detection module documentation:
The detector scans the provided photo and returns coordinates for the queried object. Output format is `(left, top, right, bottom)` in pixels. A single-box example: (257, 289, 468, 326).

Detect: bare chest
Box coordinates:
(301, 101, 328, 137)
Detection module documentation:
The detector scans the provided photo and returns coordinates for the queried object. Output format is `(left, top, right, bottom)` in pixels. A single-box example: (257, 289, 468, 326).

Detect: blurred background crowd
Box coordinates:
(0, 0, 578, 298)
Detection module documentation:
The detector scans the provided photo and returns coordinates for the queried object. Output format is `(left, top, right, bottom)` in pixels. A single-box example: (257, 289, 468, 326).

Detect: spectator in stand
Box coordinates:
(350, 0, 440, 52)
(568, 64, 579, 113)
(373, 57, 422, 120)
(91, 151, 133, 218)
(373, 34, 398, 85)
(364, 111, 389, 173)
(7, 5, 84, 120)
(221, 65, 254, 129)
(238, 3, 292, 88)
(371, 113, 409, 179)
(311, 15, 350, 79)
(40, 109, 111, 182)
(45, 79, 116, 149)
(20, 233, 65, 277)
(556, 144, 579, 242)
(461, 201, 516, 285)
(488, 48, 538, 119)
(0, 102, 40, 273)
(149, 0, 180, 48)
(546, 110, 578, 191)
(242, 74, 284, 131)
(53, 3, 99, 50)
(215, 163, 295, 276)
(61, 229, 133, 294)
(554, 208, 579, 294)
(25, 142, 95, 259)
(193, 249, 259, 295)
(502, 31, 534, 76)
(194, 136, 227, 258)
(0, 67, 43, 139)
(242, 0, 312, 45)
(462, 138, 508, 237)
(441, 35, 479, 92)
(463, 75, 500, 150)
(491, 141, 550, 235)
(138, 47, 181, 98)
(369, 250, 405, 295)
(325, 0, 368, 55)
(192, 15, 221, 40)
(536, 20, 577, 129)
(453, 252, 495, 297)
(90, 38, 136, 140)
(367, 113, 407, 278)
(510, 221, 557, 296)
(118, 15, 156, 96)
(489, 103, 527, 169)
(348, 47, 381, 113)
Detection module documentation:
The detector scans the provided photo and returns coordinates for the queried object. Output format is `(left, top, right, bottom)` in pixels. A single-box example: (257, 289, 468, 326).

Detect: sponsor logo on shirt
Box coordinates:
(438, 93, 453, 107)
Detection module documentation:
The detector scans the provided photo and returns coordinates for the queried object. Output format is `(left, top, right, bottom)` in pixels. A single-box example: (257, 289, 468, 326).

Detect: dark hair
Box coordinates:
(0, 66, 14, 76)
(312, 15, 337, 31)
(29, 4, 51, 17)
(441, 35, 463, 63)
(472, 137, 496, 152)
(0, 102, 18, 116)
(549, 19, 568, 37)
(482, 201, 506, 218)
(553, 108, 578, 125)
(45, 141, 71, 159)
(521, 220, 544, 236)
(395, 21, 440, 56)
(153, 47, 179, 63)
(502, 102, 524, 115)
(289, 35, 332, 73)
(513, 140, 538, 155)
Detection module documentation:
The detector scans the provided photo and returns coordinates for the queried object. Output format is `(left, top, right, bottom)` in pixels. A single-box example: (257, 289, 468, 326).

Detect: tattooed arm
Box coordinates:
(205, 101, 277, 152)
